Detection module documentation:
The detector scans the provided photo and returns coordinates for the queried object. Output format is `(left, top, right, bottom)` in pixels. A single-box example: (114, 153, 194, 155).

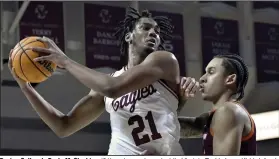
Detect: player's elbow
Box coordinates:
(55, 130, 70, 138)
(49, 125, 70, 138)
(55, 126, 75, 138)
(52, 117, 74, 138)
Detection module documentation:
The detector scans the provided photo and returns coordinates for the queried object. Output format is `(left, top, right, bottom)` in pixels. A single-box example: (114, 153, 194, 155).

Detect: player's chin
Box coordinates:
(202, 95, 216, 103)
(144, 46, 156, 54)
(201, 93, 210, 101)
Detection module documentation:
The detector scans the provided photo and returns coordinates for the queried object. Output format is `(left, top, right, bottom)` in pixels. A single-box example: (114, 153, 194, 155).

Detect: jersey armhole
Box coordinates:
(241, 116, 255, 141)
(158, 79, 178, 100)
(231, 101, 255, 141)
(104, 72, 116, 102)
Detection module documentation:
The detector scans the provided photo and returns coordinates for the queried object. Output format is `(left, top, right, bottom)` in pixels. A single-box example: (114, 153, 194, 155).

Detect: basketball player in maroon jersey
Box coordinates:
(178, 54, 257, 155)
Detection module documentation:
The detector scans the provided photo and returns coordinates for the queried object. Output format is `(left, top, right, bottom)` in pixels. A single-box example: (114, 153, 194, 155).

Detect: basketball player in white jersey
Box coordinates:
(9, 8, 199, 155)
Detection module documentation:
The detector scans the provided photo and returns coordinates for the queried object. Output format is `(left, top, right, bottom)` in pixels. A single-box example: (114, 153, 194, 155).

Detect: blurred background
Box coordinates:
(1, 1, 278, 155)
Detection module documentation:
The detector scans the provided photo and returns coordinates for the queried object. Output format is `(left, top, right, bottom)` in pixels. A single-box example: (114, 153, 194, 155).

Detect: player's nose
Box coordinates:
(148, 28, 157, 38)
(199, 74, 206, 84)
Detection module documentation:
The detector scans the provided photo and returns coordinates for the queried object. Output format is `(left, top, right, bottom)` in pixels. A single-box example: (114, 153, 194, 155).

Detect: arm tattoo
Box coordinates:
(179, 112, 210, 138)
(179, 117, 203, 138)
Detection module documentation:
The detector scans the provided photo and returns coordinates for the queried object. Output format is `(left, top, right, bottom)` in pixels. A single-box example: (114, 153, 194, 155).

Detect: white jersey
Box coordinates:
(104, 66, 184, 155)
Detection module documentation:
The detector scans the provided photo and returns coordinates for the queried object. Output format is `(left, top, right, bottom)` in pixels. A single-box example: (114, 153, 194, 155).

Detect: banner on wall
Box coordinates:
(84, 3, 126, 70)
(19, 1, 65, 51)
(201, 17, 239, 72)
(199, 1, 237, 7)
(150, 11, 186, 76)
(253, 2, 279, 10)
(254, 22, 279, 83)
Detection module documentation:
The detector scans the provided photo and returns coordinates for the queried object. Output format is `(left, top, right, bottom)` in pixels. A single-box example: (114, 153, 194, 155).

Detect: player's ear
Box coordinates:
(125, 32, 132, 44)
(225, 74, 237, 86)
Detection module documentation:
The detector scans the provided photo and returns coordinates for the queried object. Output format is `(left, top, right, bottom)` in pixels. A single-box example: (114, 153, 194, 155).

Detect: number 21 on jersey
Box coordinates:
(128, 111, 162, 146)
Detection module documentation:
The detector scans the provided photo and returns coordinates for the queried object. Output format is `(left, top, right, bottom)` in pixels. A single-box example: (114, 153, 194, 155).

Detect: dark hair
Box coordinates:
(215, 54, 249, 101)
(114, 7, 174, 63)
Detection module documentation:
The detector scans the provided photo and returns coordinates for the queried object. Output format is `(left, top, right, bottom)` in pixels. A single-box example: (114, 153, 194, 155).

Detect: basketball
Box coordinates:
(10, 36, 57, 83)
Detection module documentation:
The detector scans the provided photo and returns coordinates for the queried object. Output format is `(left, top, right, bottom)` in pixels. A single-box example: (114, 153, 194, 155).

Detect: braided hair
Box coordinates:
(215, 54, 249, 101)
(114, 7, 174, 64)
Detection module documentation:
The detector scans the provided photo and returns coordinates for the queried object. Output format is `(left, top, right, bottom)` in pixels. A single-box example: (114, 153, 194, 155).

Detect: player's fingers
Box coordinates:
(37, 36, 55, 48)
(42, 36, 55, 46)
(36, 36, 48, 43)
(31, 47, 53, 55)
(43, 36, 57, 46)
(189, 82, 199, 97)
(48, 37, 57, 46)
(189, 81, 199, 93)
(11, 67, 19, 79)
(182, 77, 192, 90)
(185, 78, 196, 94)
(180, 77, 187, 87)
(9, 49, 14, 62)
(33, 55, 51, 62)
(8, 50, 14, 71)
(180, 77, 187, 95)
(182, 78, 193, 98)
(9, 49, 13, 57)
(8, 59, 12, 71)
(11, 67, 16, 75)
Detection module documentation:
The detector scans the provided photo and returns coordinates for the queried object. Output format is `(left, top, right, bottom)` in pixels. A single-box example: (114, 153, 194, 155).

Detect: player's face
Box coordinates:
(128, 17, 161, 54)
(199, 58, 228, 102)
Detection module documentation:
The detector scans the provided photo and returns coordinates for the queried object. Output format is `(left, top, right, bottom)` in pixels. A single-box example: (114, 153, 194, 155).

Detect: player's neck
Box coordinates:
(127, 48, 145, 68)
(213, 91, 234, 109)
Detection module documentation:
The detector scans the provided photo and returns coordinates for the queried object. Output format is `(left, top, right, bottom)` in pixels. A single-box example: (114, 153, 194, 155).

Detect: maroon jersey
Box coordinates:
(202, 103, 257, 155)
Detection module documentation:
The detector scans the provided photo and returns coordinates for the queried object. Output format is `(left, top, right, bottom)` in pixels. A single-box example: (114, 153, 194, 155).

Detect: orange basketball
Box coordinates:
(10, 36, 57, 83)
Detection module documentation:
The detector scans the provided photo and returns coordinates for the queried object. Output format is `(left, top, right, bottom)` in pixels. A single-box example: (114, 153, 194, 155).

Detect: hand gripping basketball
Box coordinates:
(31, 36, 69, 68)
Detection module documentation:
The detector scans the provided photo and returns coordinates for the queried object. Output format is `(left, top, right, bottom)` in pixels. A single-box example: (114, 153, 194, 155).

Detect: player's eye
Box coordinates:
(207, 68, 215, 74)
(155, 28, 160, 34)
(143, 25, 150, 31)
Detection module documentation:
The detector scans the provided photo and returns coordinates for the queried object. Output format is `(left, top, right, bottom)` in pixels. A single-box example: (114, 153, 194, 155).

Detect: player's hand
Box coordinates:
(8, 49, 29, 88)
(179, 77, 199, 101)
(31, 36, 70, 68)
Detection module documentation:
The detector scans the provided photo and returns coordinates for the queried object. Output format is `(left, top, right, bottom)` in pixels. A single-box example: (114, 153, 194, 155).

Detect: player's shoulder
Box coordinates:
(147, 51, 178, 62)
(214, 102, 246, 122)
(146, 51, 180, 83)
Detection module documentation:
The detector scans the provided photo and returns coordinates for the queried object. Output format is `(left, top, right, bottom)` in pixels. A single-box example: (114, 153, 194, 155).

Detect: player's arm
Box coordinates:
(211, 104, 244, 155)
(64, 51, 180, 98)
(178, 112, 210, 138)
(8, 50, 105, 138)
(177, 76, 204, 138)
(20, 87, 105, 138)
